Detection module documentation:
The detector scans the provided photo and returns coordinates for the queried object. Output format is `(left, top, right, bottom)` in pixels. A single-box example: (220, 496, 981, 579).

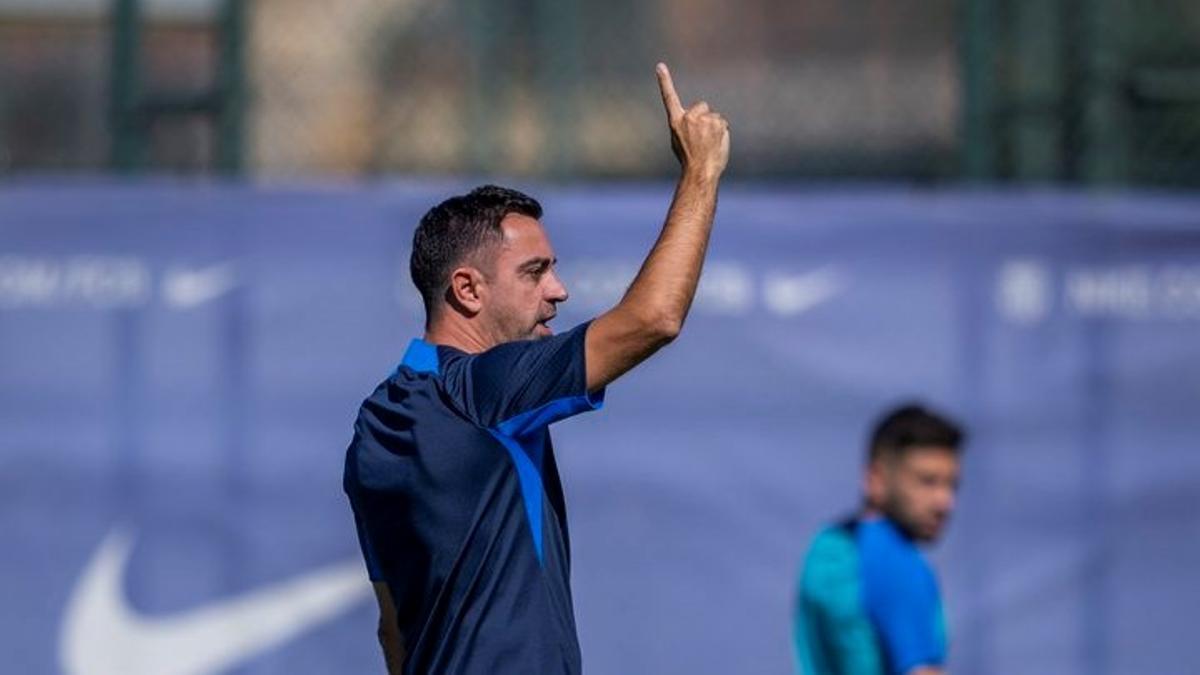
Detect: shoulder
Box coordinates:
(359, 367, 436, 413)
(799, 524, 860, 605)
(441, 323, 598, 424)
(349, 355, 463, 447)
(435, 323, 589, 384)
(805, 524, 858, 567)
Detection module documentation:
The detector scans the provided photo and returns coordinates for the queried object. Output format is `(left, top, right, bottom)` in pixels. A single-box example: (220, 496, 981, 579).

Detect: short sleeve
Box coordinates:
(441, 321, 605, 434)
(795, 527, 885, 675)
(861, 544, 945, 674)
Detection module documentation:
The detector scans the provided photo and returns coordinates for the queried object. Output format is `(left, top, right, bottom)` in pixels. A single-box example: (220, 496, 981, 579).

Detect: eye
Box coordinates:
(524, 260, 551, 279)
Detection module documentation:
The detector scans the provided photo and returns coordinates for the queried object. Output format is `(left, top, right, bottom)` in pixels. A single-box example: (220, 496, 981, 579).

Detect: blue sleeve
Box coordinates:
(442, 321, 604, 434)
(795, 527, 885, 675)
(861, 544, 945, 674)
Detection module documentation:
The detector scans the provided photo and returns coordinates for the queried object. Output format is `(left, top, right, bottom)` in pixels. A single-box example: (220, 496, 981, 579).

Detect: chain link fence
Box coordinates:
(1, 0, 1198, 185)
(0, 2, 217, 173)
(968, 0, 1200, 186)
(249, 0, 959, 178)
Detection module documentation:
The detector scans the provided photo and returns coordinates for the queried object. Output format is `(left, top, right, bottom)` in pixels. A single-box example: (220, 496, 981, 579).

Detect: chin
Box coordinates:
(918, 523, 947, 542)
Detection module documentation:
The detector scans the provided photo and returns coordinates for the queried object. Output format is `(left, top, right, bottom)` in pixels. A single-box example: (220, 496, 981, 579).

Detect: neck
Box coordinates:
(859, 497, 881, 520)
(424, 315, 493, 354)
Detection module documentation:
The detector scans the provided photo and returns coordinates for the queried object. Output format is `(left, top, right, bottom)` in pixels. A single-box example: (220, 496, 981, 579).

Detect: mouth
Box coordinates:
(923, 515, 948, 537)
(535, 314, 556, 335)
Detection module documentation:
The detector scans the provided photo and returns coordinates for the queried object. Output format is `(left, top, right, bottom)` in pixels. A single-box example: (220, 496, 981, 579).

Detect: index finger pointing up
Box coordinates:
(656, 63, 685, 120)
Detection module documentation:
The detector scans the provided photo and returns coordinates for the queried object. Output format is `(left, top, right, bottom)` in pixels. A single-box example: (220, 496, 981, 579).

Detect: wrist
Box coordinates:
(680, 164, 722, 188)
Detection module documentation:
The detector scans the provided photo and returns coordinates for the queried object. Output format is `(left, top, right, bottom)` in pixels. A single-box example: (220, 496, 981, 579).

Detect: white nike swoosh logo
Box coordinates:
(60, 528, 371, 675)
(762, 266, 844, 316)
(162, 262, 239, 308)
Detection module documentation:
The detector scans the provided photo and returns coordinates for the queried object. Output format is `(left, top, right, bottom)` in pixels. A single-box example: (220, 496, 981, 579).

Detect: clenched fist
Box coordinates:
(656, 63, 730, 180)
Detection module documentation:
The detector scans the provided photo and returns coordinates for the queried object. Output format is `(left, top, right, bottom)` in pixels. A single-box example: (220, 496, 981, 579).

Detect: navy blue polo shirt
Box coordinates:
(343, 321, 604, 674)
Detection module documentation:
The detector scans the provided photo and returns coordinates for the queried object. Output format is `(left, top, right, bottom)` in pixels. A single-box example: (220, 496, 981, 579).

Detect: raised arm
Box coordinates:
(585, 63, 730, 391)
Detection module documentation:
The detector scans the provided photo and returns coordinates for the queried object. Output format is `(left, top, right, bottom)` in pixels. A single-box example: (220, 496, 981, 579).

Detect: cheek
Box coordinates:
(489, 282, 541, 324)
(896, 480, 931, 511)
(523, 283, 547, 309)
(489, 278, 523, 308)
(916, 486, 946, 511)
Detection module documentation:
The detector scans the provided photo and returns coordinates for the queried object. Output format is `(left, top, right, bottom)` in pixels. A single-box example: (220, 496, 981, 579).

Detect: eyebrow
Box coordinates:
(518, 256, 556, 272)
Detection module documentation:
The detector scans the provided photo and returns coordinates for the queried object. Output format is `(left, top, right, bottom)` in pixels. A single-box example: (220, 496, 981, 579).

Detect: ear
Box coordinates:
(447, 266, 486, 315)
(864, 459, 887, 508)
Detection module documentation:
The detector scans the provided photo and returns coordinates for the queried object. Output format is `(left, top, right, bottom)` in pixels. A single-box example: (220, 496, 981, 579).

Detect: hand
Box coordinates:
(656, 62, 730, 179)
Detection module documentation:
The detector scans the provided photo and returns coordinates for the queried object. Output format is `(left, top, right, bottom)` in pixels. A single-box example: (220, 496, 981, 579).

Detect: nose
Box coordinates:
(937, 485, 956, 514)
(546, 269, 568, 303)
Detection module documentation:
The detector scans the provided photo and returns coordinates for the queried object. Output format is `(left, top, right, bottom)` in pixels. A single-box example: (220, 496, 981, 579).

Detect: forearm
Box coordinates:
(583, 170, 718, 388)
(377, 624, 405, 675)
(617, 168, 720, 334)
(372, 582, 406, 674)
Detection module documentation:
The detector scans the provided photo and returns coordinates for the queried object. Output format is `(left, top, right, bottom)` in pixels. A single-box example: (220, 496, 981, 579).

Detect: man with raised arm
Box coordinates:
(343, 63, 729, 674)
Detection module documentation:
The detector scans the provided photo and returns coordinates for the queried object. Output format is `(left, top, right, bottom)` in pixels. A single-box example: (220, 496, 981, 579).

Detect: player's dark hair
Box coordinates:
(868, 403, 965, 463)
(410, 185, 543, 322)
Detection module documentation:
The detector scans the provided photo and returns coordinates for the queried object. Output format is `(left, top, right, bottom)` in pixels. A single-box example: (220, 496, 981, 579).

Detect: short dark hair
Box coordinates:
(409, 185, 543, 319)
(868, 403, 965, 463)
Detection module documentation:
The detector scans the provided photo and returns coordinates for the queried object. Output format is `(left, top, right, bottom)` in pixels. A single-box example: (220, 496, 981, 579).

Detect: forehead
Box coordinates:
(897, 446, 961, 473)
(498, 213, 553, 258)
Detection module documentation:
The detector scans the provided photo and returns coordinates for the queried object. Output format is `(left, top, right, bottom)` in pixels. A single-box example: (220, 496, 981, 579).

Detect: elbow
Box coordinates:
(615, 301, 684, 347)
(644, 310, 683, 345)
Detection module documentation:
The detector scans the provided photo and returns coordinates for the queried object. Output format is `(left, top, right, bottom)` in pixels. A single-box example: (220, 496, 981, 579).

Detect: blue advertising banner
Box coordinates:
(2, 181, 1199, 674)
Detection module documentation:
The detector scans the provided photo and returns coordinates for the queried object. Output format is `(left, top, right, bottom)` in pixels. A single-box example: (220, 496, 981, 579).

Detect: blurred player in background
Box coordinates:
(794, 404, 965, 675)
(342, 63, 729, 674)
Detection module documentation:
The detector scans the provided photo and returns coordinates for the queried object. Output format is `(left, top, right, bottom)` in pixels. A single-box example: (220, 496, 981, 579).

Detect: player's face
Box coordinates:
(483, 213, 568, 342)
(874, 446, 960, 542)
